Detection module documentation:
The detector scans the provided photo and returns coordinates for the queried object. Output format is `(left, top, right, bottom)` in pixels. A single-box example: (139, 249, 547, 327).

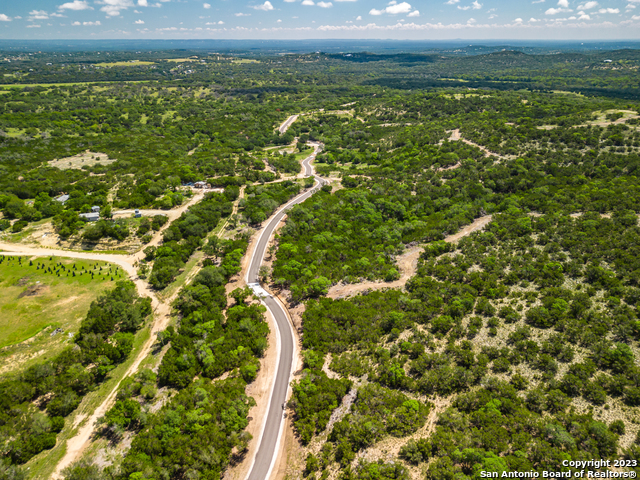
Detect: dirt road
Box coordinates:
(448, 129, 509, 160)
(327, 215, 493, 299)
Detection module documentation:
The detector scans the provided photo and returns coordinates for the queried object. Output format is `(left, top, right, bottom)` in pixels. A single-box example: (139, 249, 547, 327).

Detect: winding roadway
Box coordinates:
(245, 141, 324, 480)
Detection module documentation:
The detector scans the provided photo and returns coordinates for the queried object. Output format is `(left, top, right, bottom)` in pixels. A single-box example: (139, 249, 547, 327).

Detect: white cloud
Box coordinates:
(445, 0, 459, 4)
(283, 0, 296, 2)
(137, 0, 147, 6)
(26, 24, 41, 27)
(370, 1, 413, 14)
(557, 0, 569, 6)
(472, 0, 482, 8)
(29, 10, 50, 20)
(514, 16, 523, 21)
(386, 1, 412, 13)
(302, 0, 315, 4)
(72, 20, 81, 24)
(633, 13, 640, 18)
(458, 5, 471, 10)
(84, 20, 101, 25)
(578, 12, 591, 17)
(235, 12, 251, 16)
(0, 14, 11, 21)
(598, 7, 619, 12)
(407, 9, 419, 16)
(545, 6, 572, 13)
(51, 12, 66, 17)
(626, 3, 636, 9)
(356, 15, 362, 19)
(277, 18, 282, 22)
(203, 2, 210, 7)
(532, 0, 545, 3)
(218, 20, 224, 24)
(530, 16, 539, 20)
(467, 17, 476, 23)
(135, 18, 144, 23)
(318, 1, 333, 6)
(577, 0, 598, 8)
(98, 0, 138, 17)
(58, 0, 93, 10)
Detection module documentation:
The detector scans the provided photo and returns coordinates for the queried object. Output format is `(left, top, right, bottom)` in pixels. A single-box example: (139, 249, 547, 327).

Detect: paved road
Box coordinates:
(245, 144, 324, 480)
(278, 115, 299, 134)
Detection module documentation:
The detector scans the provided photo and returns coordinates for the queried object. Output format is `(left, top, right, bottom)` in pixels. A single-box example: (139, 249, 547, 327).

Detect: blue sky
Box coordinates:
(0, 0, 639, 40)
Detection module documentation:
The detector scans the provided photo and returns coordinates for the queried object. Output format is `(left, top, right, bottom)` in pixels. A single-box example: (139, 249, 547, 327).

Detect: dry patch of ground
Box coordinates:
(48, 150, 116, 170)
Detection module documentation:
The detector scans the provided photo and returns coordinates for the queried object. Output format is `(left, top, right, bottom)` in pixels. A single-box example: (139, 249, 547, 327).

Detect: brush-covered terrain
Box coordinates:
(1, 46, 640, 480)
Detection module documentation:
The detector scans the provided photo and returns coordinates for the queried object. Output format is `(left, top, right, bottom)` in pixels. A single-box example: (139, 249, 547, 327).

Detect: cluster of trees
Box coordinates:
(271, 176, 482, 300)
(290, 359, 351, 445)
(60, 230, 267, 480)
(268, 151, 303, 174)
(146, 191, 233, 289)
(116, 378, 254, 480)
(136, 214, 168, 239)
(97, 236, 266, 479)
(241, 180, 301, 225)
(424, 380, 625, 478)
(0, 281, 150, 469)
(327, 384, 430, 467)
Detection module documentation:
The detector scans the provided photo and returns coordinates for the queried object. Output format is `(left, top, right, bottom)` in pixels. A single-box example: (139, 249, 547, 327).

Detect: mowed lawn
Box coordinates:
(0, 255, 126, 349)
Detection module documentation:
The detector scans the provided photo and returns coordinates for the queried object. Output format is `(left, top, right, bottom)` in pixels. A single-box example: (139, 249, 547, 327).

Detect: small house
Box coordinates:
(91, 206, 100, 213)
(55, 194, 70, 204)
(79, 212, 100, 222)
(134, 209, 141, 218)
(194, 181, 211, 189)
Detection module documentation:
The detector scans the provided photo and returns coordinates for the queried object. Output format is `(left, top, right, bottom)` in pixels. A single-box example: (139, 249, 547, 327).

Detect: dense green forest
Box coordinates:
(1, 46, 640, 480)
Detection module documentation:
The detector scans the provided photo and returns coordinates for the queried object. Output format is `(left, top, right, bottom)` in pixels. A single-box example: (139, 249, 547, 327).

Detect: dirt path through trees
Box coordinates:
(327, 215, 493, 299)
(448, 129, 508, 160)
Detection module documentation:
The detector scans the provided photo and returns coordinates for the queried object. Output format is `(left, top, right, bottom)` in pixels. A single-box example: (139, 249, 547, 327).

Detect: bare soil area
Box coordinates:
(48, 151, 116, 170)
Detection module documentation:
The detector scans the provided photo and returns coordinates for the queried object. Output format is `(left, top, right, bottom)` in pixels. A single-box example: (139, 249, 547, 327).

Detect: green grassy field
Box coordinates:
(0, 256, 126, 378)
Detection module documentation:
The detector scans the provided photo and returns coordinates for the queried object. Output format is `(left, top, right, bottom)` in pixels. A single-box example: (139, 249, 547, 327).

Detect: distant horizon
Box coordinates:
(1, 38, 640, 53)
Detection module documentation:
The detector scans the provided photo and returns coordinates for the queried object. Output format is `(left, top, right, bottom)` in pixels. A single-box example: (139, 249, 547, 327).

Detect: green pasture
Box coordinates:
(0, 255, 125, 350)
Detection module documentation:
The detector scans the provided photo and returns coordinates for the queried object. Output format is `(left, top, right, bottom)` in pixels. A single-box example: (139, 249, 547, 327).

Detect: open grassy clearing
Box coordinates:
(231, 58, 260, 64)
(48, 150, 116, 170)
(0, 256, 125, 380)
(0, 256, 125, 350)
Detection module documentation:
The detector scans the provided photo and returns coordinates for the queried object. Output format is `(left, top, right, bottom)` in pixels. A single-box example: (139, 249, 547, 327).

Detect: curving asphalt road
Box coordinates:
(245, 143, 324, 480)
(278, 115, 299, 134)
